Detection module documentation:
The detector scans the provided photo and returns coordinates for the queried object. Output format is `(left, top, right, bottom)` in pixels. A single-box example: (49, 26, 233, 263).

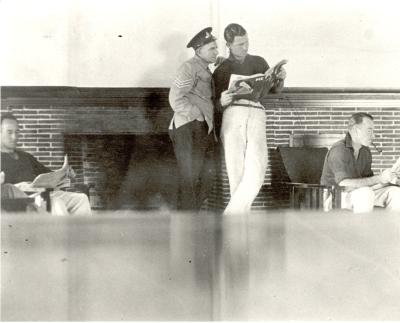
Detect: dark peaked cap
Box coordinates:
(186, 27, 216, 49)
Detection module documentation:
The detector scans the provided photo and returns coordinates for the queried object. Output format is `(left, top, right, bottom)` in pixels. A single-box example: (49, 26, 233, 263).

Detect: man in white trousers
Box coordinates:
(213, 23, 286, 215)
(321, 112, 400, 213)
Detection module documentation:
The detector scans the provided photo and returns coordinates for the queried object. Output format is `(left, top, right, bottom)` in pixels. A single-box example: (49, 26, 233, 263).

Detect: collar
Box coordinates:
(344, 132, 354, 149)
(1, 150, 19, 160)
(193, 54, 210, 70)
(228, 53, 247, 64)
(345, 132, 368, 151)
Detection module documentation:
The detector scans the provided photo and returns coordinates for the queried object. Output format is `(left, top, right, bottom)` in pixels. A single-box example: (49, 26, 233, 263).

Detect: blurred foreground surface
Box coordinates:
(1, 210, 400, 321)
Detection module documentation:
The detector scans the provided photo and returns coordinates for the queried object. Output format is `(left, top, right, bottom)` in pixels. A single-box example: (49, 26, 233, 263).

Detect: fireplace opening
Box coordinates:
(64, 134, 179, 210)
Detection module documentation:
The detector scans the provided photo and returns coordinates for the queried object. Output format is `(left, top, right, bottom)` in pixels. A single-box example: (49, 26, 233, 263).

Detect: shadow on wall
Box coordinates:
(138, 32, 189, 87)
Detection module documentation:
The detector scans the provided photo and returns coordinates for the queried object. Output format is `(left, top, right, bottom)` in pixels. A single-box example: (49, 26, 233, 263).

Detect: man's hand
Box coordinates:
(220, 90, 234, 107)
(56, 172, 71, 189)
(390, 171, 400, 185)
(380, 169, 397, 184)
(66, 166, 76, 178)
(275, 67, 286, 81)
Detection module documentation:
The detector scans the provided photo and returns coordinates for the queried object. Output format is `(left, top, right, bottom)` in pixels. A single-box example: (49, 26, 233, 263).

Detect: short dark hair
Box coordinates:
(0, 112, 18, 125)
(224, 23, 247, 43)
(348, 112, 373, 130)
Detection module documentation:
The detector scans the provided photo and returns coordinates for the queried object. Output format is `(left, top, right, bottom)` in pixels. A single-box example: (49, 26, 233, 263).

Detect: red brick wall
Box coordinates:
(2, 87, 400, 210)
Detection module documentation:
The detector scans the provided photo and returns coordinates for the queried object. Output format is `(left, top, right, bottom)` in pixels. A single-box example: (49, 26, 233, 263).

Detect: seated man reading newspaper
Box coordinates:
(320, 112, 400, 213)
(1, 113, 91, 216)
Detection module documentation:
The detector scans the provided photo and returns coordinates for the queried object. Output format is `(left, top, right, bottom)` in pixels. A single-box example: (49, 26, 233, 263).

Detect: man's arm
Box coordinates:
(269, 68, 286, 94)
(169, 62, 202, 121)
(257, 57, 285, 96)
(340, 169, 396, 188)
(213, 67, 232, 112)
(325, 145, 391, 189)
(30, 153, 51, 176)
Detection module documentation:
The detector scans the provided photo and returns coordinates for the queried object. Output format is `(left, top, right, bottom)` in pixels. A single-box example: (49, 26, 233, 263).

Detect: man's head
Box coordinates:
(224, 23, 248, 62)
(187, 27, 219, 64)
(348, 112, 374, 147)
(1, 112, 19, 153)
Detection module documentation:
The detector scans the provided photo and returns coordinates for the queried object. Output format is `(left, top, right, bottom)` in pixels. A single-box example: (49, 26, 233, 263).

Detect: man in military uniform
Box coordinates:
(169, 27, 219, 211)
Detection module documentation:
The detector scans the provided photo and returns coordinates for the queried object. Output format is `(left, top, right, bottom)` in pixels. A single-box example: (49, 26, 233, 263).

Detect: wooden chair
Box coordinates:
(1, 198, 36, 212)
(44, 183, 93, 212)
(277, 146, 343, 210)
(2, 185, 92, 213)
(289, 133, 344, 149)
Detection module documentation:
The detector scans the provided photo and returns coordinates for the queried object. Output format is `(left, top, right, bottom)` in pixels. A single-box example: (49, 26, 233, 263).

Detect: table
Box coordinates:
(2, 210, 400, 320)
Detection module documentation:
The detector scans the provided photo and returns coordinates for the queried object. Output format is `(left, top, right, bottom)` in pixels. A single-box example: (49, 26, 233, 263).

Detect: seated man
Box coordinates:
(1, 112, 91, 216)
(321, 112, 400, 213)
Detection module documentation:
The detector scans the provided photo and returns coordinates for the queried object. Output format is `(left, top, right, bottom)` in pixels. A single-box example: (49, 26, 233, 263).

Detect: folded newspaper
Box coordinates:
(390, 156, 400, 185)
(31, 155, 70, 188)
(227, 59, 288, 101)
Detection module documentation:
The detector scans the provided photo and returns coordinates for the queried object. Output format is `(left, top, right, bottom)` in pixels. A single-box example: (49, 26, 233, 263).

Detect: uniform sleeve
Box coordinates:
(168, 62, 202, 120)
(326, 146, 355, 185)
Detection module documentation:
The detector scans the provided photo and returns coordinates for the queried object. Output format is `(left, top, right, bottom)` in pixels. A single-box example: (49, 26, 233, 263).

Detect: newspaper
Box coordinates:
(227, 59, 288, 100)
(390, 156, 400, 185)
(31, 155, 70, 188)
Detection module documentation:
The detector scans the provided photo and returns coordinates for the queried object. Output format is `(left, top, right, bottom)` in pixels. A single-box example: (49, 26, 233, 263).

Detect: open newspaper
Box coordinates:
(31, 155, 70, 188)
(390, 156, 400, 185)
(227, 59, 288, 101)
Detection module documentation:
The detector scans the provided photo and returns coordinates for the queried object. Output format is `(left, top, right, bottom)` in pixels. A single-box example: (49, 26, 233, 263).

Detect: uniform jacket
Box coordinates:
(169, 55, 214, 133)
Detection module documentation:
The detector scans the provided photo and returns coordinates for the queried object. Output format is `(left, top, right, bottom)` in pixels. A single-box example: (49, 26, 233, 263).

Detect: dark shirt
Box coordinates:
(320, 133, 374, 186)
(213, 53, 269, 109)
(1, 150, 50, 184)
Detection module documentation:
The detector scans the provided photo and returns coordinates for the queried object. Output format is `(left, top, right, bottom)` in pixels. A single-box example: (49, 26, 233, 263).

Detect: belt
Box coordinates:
(230, 103, 265, 110)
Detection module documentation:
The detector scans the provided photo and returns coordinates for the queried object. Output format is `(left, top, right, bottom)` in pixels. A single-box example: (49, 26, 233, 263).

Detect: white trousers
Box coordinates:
(220, 106, 267, 215)
(51, 190, 92, 216)
(342, 185, 400, 213)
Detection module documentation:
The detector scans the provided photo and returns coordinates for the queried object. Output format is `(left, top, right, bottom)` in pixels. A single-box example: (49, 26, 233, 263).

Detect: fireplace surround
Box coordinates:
(2, 86, 399, 211)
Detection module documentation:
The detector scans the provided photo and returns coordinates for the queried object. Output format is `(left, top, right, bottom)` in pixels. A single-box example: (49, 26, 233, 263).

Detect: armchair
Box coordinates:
(1, 184, 92, 213)
(277, 146, 343, 211)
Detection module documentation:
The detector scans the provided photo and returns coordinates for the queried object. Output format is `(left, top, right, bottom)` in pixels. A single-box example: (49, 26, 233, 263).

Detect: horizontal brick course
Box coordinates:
(2, 87, 400, 209)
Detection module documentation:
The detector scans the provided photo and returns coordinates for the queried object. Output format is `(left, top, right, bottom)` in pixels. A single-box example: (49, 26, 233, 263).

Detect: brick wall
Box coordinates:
(2, 87, 400, 210)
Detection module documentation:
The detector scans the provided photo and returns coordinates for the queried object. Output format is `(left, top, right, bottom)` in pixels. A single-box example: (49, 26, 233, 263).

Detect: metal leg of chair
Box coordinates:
(333, 187, 342, 209)
(46, 195, 51, 212)
(303, 188, 310, 209)
(297, 188, 304, 209)
(318, 187, 324, 210)
(290, 186, 296, 209)
(311, 188, 317, 209)
(41, 189, 52, 213)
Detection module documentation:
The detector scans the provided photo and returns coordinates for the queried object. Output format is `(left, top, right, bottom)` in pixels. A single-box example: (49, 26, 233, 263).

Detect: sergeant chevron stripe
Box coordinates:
(174, 78, 192, 88)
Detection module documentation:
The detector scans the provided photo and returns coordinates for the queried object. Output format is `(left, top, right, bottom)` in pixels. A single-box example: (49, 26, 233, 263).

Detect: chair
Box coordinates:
(45, 183, 93, 212)
(289, 133, 344, 148)
(1, 187, 53, 213)
(277, 146, 343, 210)
(1, 183, 39, 212)
(1, 184, 92, 213)
(1, 197, 36, 212)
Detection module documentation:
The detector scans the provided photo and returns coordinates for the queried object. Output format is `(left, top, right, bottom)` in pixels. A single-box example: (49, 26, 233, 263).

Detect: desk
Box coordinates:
(2, 210, 400, 320)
